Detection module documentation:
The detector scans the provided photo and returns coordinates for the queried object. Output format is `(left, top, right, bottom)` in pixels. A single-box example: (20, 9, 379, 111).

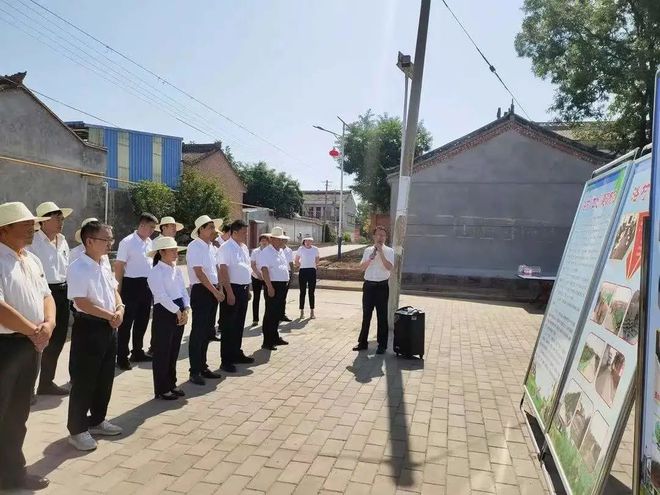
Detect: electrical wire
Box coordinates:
(440, 0, 532, 120)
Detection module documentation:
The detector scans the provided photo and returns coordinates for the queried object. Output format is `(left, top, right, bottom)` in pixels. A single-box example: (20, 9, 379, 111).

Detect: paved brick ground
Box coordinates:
(16, 290, 631, 494)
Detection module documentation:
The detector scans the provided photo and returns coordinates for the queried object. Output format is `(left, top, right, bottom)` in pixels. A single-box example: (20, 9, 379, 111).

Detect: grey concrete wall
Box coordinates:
(0, 88, 108, 243)
(390, 129, 598, 278)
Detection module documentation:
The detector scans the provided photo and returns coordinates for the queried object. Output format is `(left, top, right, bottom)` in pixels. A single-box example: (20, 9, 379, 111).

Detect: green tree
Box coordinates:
(174, 168, 230, 233)
(515, 0, 660, 152)
(237, 162, 304, 218)
(341, 110, 432, 213)
(355, 201, 372, 237)
(129, 181, 175, 219)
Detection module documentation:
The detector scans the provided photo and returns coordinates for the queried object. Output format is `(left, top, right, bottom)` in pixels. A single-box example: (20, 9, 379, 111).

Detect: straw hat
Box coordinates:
(35, 201, 73, 219)
(148, 235, 187, 257)
(302, 235, 313, 241)
(0, 202, 49, 228)
(75, 217, 99, 243)
(155, 216, 183, 232)
(268, 226, 289, 240)
(190, 215, 222, 240)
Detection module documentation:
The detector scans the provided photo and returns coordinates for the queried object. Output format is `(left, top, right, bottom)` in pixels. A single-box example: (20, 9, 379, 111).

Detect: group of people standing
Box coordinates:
(0, 200, 322, 491)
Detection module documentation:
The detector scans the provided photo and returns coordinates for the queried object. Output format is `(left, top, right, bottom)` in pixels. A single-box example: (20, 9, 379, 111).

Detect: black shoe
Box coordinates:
(171, 387, 185, 397)
(376, 347, 386, 355)
(1, 474, 50, 491)
(189, 374, 206, 385)
(352, 344, 367, 351)
(251, 321, 259, 327)
(220, 363, 237, 373)
(130, 351, 152, 362)
(37, 382, 70, 396)
(281, 316, 292, 322)
(201, 369, 222, 379)
(276, 338, 289, 345)
(117, 359, 132, 370)
(146, 347, 154, 358)
(262, 345, 277, 351)
(236, 354, 255, 364)
(156, 391, 178, 400)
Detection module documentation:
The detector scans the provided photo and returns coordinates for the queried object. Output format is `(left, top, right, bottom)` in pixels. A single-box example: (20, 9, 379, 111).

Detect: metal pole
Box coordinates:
(323, 179, 328, 242)
(389, 0, 431, 328)
(338, 117, 347, 260)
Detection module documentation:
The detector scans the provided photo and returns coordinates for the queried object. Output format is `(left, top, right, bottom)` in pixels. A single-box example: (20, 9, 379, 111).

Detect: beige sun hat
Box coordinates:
(190, 215, 223, 240)
(75, 217, 99, 243)
(268, 226, 289, 240)
(0, 202, 49, 228)
(36, 201, 73, 219)
(302, 235, 314, 241)
(155, 216, 184, 232)
(148, 235, 187, 257)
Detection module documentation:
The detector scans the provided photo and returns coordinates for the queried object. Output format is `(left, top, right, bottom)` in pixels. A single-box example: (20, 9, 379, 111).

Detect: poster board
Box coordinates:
(546, 156, 651, 495)
(524, 162, 632, 430)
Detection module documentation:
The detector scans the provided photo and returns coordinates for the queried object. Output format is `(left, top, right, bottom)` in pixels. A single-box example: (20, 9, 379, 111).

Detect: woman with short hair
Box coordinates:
(295, 236, 319, 320)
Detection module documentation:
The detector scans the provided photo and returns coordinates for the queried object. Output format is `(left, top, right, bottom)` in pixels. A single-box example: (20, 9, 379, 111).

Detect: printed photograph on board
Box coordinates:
(579, 412, 609, 472)
(569, 394, 594, 447)
(557, 380, 582, 428)
(592, 282, 616, 325)
(610, 213, 638, 260)
(603, 285, 633, 334)
(618, 290, 641, 345)
(595, 345, 626, 406)
(578, 333, 607, 383)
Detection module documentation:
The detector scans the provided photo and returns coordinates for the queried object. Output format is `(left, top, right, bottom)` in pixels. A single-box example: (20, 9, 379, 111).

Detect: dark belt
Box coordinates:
(230, 283, 250, 290)
(49, 282, 67, 290)
(74, 312, 111, 325)
(0, 332, 28, 339)
(364, 280, 389, 286)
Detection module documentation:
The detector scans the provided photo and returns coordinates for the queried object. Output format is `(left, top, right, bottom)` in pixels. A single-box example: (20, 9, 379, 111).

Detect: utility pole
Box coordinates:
(389, 0, 431, 329)
(323, 180, 329, 241)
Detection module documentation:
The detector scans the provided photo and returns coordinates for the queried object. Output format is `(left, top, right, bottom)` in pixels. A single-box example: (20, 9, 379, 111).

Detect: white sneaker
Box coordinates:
(69, 431, 97, 451)
(89, 420, 123, 436)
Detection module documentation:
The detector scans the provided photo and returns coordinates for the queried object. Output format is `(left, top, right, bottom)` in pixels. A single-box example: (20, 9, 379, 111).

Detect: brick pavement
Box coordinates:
(16, 290, 632, 494)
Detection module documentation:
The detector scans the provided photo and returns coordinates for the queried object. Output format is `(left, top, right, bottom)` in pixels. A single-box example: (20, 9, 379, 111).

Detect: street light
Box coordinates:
(313, 117, 347, 259)
(396, 52, 413, 169)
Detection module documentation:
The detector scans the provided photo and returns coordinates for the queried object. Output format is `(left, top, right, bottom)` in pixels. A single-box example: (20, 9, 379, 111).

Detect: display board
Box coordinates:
(546, 156, 651, 495)
(525, 163, 631, 430)
(640, 72, 660, 495)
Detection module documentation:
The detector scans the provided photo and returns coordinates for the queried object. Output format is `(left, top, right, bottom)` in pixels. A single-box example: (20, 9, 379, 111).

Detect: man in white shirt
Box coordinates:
(257, 227, 290, 350)
(114, 213, 157, 369)
(29, 201, 73, 396)
(250, 234, 270, 326)
(69, 218, 112, 270)
(155, 216, 183, 240)
(218, 220, 255, 372)
(0, 202, 54, 491)
(67, 221, 124, 451)
(187, 215, 224, 385)
(354, 226, 394, 355)
(280, 236, 294, 322)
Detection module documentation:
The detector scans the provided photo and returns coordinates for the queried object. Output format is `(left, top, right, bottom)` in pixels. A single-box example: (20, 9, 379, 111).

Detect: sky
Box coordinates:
(0, 0, 557, 191)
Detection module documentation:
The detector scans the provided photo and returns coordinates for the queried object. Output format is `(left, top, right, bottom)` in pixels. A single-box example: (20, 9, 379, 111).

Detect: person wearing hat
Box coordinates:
(66, 220, 124, 451)
(114, 213, 158, 369)
(217, 219, 255, 373)
(294, 236, 320, 320)
(28, 202, 73, 396)
(0, 202, 54, 491)
(256, 227, 290, 350)
(187, 215, 224, 385)
(147, 236, 189, 400)
(250, 234, 270, 326)
(154, 216, 183, 240)
(280, 234, 295, 322)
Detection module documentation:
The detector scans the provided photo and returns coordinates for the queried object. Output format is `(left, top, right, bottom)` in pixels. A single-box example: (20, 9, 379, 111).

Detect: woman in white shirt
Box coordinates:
(147, 237, 190, 400)
(294, 236, 320, 319)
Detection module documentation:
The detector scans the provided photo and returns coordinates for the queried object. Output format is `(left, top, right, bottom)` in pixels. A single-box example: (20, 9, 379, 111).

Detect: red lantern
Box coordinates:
(329, 147, 340, 158)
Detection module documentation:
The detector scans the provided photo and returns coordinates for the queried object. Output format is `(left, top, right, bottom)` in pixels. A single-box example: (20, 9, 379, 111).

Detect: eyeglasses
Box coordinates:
(89, 237, 115, 244)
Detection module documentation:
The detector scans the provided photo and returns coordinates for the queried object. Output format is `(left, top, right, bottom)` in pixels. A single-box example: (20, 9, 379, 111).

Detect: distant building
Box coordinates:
(182, 143, 246, 221)
(301, 189, 357, 236)
(67, 121, 183, 189)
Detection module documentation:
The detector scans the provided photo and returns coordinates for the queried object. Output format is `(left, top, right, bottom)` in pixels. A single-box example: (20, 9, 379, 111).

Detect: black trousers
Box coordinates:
(39, 284, 70, 388)
(219, 284, 250, 364)
(358, 280, 389, 349)
(0, 335, 38, 484)
(298, 268, 317, 310)
(67, 316, 116, 435)
(118, 277, 152, 360)
(151, 304, 184, 396)
(251, 277, 263, 322)
(263, 281, 287, 347)
(189, 284, 218, 375)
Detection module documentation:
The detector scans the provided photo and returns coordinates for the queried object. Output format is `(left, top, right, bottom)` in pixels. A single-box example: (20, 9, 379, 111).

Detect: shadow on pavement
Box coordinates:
(345, 349, 385, 384)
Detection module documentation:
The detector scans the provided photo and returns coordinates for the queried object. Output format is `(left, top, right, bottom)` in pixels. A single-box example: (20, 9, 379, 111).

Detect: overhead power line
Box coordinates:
(440, 0, 532, 120)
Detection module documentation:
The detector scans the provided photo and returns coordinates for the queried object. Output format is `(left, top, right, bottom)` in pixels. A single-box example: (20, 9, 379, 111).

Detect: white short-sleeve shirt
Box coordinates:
(362, 245, 395, 282)
(28, 230, 69, 284)
(69, 244, 112, 271)
(187, 238, 219, 286)
(296, 245, 319, 269)
(217, 238, 252, 285)
(0, 242, 51, 335)
(148, 261, 190, 314)
(116, 231, 152, 278)
(67, 254, 118, 313)
(283, 246, 294, 264)
(257, 245, 290, 282)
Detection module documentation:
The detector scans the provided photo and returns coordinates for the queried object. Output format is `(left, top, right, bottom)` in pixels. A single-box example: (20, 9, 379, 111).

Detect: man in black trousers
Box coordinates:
(218, 220, 255, 372)
(353, 226, 394, 355)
